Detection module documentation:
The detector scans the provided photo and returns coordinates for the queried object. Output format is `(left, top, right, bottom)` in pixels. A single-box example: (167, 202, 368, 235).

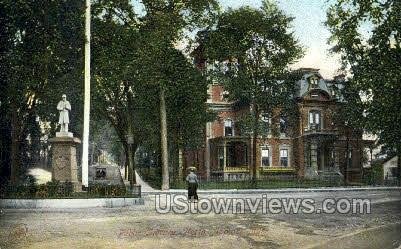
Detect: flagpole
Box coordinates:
(82, 0, 91, 188)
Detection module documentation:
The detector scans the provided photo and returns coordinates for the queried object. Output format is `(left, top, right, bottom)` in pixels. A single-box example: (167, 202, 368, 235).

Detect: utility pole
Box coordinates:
(82, 0, 91, 188)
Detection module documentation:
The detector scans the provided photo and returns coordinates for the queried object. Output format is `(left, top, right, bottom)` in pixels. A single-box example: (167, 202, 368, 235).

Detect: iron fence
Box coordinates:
(172, 174, 343, 189)
(0, 182, 141, 199)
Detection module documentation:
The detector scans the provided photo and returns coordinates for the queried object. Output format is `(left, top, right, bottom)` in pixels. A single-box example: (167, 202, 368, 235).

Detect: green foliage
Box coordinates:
(1, 181, 73, 199)
(198, 0, 303, 116)
(91, 0, 219, 186)
(0, 0, 85, 182)
(362, 162, 383, 186)
(0, 181, 135, 198)
(0, 0, 85, 132)
(326, 0, 401, 147)
(326, 0, 401, 183)
(137, 166, 162, 189)
(203, 4, 302, 96)
(87, 183, 128, 197)
(0, 0, 219, 184)
(196, 1, 303, 180)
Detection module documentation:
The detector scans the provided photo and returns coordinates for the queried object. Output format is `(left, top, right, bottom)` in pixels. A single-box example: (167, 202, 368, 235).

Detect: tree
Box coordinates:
(0, 0, 84, 183)
(136, 0, 218, 190)
(326, 0, 401, 185)
(91, 0, 145, 187)
(198, 0, 303, 182)
(92, 0, 217, 189)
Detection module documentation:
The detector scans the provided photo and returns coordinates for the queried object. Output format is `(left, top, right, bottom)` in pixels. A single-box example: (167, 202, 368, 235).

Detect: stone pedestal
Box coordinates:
(56, 131, 73, 138)
(49, 136, 81, 191)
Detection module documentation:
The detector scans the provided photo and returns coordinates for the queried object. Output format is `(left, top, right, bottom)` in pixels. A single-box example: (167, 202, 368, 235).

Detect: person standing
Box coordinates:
(186, 168, 198, 202)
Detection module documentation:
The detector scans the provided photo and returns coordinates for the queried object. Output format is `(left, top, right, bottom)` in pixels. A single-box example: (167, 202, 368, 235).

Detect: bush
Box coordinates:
(0, 181, 137, 199)
(87, 183, 127, 197)
(362, 163, 383, 186)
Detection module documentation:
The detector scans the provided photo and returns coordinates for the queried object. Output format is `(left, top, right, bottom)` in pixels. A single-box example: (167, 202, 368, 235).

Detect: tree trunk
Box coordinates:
(127, 122, 137, 186)
(124, 140, 137, 186)
(345, 132, 350, 185)
(252, 104, 260, 183)
(10, 110, 21, 184)
(178, 147, 184, 182)
(160, 87, 169, 190)
(397, 145, 401, 187)
(127, 143, 135, 185)
(121, 145, 128, 180)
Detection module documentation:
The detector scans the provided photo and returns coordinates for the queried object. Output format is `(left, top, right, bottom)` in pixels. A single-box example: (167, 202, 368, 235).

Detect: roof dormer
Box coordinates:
(295, 69, 331, 99)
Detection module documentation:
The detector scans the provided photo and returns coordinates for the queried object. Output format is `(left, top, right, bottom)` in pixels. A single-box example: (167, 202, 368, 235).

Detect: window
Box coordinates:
(309, 110, 321, 130)
(330, 88, 336, 97)
(309, 76, 319, 88)
(261, 113, 270, 123)
(218, 147, 224, 169)
(221, 90, 229, 100)
(260, 113, 271, 134)
(261, 147, 270, 167)
(346, 148, 353, 167)
(280, 149, 288, 167)
(279, 115, 288, 135)
(224, 119, 234, 136)
(390, 167, 398, 177)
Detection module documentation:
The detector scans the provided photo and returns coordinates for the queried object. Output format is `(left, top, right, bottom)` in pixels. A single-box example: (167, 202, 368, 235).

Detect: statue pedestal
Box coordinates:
(49, 135, 82, 191)
(56, 131, 73, 138)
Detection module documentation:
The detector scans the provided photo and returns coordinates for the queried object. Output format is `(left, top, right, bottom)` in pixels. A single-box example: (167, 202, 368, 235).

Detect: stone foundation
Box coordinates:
(49, 136, 81, 191)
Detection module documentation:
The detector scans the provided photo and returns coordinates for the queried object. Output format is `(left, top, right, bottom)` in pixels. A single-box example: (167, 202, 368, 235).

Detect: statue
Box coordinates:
(50, 94, 81, 191)
(57, 94, 71, 133)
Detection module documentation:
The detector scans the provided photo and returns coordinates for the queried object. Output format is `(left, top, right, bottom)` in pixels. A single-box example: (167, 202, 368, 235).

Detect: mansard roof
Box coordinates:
(294, 68, 331, 98)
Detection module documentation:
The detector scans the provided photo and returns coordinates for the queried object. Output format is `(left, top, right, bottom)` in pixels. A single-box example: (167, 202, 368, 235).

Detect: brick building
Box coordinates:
(185, 68, 371, 183)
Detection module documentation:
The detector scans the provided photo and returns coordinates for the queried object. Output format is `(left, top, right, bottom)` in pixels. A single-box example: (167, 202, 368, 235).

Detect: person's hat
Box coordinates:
(62, 94, 66, 98)
(188, 166, 197, 172)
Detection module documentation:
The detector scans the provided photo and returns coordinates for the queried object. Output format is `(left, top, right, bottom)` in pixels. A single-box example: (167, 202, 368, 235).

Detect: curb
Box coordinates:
(0, 197, 145, 209)
(142, 186, 401, 195)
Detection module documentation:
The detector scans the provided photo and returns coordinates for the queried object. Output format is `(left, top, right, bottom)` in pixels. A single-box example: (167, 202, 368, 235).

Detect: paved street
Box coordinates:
(1, 189, 400, 249)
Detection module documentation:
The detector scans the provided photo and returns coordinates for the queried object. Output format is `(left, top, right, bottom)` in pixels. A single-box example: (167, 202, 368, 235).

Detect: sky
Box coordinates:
(219, 0, 341, 79)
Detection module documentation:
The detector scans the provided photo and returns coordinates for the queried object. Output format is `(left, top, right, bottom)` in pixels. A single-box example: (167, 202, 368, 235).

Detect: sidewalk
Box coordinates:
(142, 186, 401, 195)
(134, 171, 401, 195)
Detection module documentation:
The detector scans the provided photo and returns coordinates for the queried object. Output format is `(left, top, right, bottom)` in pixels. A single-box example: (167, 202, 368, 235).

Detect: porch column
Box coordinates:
(333, 142, 340, 171)
(204, 140, 210, 181)
(304, 139, 319, 179)
(249, 137, 253, 179)
(205, 122, 211, 181)
(310, 141, 318, 172)
(223, 141, 227, 180)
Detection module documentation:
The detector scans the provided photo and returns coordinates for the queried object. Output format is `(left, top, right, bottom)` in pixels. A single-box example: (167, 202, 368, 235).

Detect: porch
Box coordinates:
(209, 136, 250, 180)
(302, 132, 343, 180)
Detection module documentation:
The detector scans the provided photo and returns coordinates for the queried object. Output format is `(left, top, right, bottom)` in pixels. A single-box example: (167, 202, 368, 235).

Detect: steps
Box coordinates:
(318, 170, 344, 183)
